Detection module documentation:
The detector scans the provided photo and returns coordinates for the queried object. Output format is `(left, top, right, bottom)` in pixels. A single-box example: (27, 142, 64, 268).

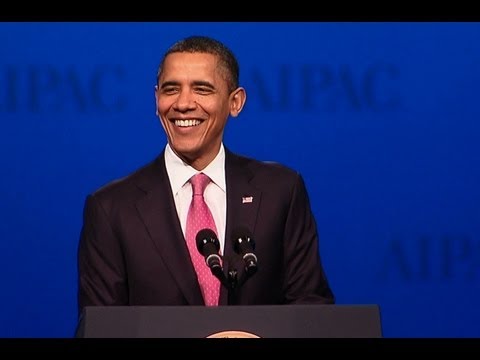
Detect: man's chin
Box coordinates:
(170, 145, 200, 164)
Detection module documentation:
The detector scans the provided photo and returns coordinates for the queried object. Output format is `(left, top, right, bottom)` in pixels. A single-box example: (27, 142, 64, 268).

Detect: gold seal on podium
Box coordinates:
(206, 330, 260, 338)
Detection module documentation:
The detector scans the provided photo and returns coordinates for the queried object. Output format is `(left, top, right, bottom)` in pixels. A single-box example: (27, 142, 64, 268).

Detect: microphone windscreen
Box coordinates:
(231, 226, 252, 241)
(196, 228, 219, 254)
(232, 227, 255, 254)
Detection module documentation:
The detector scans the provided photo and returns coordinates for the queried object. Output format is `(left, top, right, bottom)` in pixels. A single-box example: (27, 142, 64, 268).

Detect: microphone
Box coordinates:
(196, 228, 223, 277)
(232, 227, 258, 276)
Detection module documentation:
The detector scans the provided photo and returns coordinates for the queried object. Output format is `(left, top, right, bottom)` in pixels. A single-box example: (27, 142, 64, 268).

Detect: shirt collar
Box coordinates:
(164, 143, 226, 195)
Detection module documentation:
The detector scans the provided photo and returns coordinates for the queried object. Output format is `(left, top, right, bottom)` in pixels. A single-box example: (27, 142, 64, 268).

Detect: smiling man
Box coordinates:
(77, 36, 334, 316)
(155, 50, 245, 171)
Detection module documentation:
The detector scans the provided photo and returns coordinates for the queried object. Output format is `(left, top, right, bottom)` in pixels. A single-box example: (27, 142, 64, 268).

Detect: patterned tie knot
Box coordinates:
(190, 173, 211, 196)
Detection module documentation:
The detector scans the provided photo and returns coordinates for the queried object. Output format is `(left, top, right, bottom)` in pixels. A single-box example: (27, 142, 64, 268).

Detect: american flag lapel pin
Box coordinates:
(242, 196, 253, 204)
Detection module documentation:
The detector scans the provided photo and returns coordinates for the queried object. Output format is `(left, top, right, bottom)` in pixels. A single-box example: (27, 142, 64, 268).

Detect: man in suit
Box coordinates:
(77, 35, 334, 316)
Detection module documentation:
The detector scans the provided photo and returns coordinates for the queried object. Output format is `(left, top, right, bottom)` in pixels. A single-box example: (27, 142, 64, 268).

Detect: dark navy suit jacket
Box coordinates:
(78, 148, 334, 315)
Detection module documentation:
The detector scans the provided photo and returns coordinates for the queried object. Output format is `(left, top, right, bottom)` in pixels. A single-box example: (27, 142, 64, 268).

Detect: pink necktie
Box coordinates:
(185, 173, 221, 306)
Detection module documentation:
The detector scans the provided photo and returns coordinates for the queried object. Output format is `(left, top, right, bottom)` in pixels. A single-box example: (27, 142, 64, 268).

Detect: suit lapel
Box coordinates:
(134, 154, 204, 305)
(220, 149, 262, 304)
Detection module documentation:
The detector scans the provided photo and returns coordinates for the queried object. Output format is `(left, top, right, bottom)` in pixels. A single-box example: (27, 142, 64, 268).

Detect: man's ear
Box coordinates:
(229, 87, 247, 117)
(154, 85, 160, 116)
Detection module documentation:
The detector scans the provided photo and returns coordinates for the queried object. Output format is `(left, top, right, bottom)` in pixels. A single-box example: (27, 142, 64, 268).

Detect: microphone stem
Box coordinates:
(211, 266, 229, 289)
(228, 270, 238, 305)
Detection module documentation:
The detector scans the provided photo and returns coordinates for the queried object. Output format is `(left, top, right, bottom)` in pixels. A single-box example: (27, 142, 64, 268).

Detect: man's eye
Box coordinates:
(162, 87, 178, 94)
(195, 87, 212, 94)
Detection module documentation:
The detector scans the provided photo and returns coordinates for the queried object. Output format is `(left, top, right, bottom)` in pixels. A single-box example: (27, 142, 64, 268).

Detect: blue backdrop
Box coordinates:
(1, 22, 479, 338)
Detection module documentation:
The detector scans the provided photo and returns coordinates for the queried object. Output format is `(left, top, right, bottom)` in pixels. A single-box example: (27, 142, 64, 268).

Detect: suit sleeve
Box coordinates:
(282, 173, 335, 304)
(77, 194, 128, 316)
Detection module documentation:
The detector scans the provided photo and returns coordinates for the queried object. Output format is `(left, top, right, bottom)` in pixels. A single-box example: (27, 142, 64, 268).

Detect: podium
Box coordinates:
(76, 304, 382, 338)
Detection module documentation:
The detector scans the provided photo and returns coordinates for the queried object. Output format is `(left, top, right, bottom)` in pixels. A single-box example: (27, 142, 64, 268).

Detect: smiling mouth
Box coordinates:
(174, 119, 202, 127)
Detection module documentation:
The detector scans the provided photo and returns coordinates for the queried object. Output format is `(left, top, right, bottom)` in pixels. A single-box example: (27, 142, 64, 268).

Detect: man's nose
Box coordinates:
(173, 90, 196, 111)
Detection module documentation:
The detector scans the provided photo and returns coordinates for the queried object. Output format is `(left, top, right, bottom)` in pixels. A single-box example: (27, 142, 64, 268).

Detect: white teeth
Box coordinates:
(175, 119, 201, 127)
